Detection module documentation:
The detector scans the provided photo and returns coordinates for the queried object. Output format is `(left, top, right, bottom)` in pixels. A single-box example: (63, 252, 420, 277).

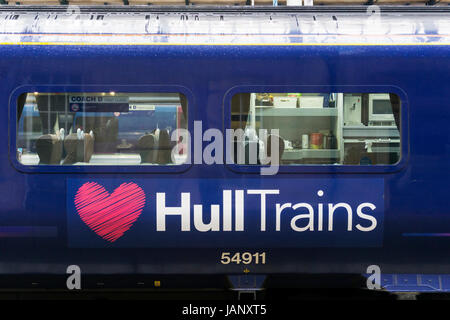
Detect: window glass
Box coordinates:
(231, 92, 400, 166)
(17, 92, 188, 166)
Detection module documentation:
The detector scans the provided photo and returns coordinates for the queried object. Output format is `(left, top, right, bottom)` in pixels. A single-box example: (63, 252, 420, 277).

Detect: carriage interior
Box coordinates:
(16, 92, 188, 166)
(16, 91, 400, 166)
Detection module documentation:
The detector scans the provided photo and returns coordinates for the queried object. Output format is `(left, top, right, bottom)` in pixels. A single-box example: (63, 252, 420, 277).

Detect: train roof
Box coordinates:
(1, 0, 450, 6)
(0, 6, 449, 45)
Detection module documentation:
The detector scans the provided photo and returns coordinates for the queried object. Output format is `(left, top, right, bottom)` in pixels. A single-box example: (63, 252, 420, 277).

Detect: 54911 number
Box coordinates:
(220, 252, 266, 265)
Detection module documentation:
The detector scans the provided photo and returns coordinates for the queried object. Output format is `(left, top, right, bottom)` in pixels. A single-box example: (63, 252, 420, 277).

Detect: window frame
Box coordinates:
(223, 85, 409, 174)
(10, 85, 194, 174)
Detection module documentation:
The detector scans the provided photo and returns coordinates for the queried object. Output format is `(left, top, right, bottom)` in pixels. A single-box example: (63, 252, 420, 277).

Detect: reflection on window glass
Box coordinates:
(17, 92, 188, 166)
(231, 92, 400, 166)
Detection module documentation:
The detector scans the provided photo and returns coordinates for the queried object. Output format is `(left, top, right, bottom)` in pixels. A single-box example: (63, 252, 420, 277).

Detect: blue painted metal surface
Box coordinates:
(228, 275, 266, 290)
(0, 9, 448, 292)
(362, 274, 450, 293)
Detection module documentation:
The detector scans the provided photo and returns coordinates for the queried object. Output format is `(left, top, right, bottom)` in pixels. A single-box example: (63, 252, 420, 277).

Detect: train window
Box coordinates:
(16, 92, 188, 166)
(230, 92, 400, 166)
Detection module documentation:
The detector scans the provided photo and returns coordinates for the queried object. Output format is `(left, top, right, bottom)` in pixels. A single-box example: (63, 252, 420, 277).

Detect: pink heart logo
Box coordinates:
(74, 182, 146, 242)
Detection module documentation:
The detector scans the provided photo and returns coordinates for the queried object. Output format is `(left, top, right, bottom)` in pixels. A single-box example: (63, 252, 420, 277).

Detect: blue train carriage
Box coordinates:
(0, 6, 449, 295)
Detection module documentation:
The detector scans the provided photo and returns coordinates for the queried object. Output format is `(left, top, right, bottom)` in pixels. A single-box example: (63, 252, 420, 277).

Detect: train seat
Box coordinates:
(95, 117, 119, 154)
(137, 134, 156, 164)
(265, 134, 285, 165)
(156, 129, 172, 164)
(84, 131, 95, 163)
(62, 130, 95, 165)
(35, 134, 63, 165)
